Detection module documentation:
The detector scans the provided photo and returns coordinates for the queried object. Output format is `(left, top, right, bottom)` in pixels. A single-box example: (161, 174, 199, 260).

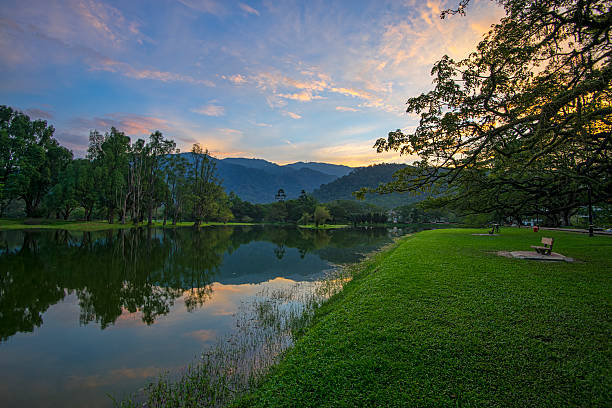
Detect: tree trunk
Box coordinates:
(147, 204, 153, 227)
(24, 200, 33, 218)
(563, 211, 570, 226)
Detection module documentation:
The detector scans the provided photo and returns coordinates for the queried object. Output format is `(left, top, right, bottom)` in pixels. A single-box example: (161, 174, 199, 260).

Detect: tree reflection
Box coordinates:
(0, 225, 396, 341)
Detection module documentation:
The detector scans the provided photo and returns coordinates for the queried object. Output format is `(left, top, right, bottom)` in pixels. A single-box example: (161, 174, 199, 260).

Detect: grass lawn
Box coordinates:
(234, 228, 611, 407)
(298, 224, 350, 230)
(0, 218, 257, 231)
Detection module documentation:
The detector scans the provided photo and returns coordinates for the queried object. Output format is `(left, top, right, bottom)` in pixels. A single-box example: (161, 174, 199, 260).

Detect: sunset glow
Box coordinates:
(0, 0, 504, 165)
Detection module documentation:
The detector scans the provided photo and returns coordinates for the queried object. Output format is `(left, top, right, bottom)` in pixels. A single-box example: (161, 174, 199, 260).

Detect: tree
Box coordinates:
(71, 159, 97, 221)
(45, 163, 80, 220)
(314, 205, 331, 227)
(275, 188, 286, 202)
(297, 212, 311, 225)
(87, 128, 130, 223)
(369, 0, 611, 220)
(188, 144, 225, 228)
(1, 106, 72, 217)
(143, 131, 177, 226)
(165, 153, 189, 225)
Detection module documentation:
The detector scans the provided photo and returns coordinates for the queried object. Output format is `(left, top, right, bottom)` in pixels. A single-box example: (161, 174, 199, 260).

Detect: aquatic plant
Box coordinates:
(116, 264, 358, 407)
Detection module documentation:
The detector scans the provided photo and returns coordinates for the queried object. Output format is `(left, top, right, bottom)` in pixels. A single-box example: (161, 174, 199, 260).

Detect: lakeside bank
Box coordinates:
(0, 219, 257, 231)
(234, 228, 611, 407)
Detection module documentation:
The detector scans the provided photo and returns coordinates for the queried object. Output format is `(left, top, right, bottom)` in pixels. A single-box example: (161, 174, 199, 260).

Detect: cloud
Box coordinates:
(335, 106, 358, 112)
(74, 0, 126, 46)
(283, 111, 301, 120)
(65, 366, 163, 389)
(277, 91, 323, 102)
(92, 57, 215, 86)
(25, 108, 54, 119)
(185, 329, 216, 342)
(67, 113, 170, 139)
(25, 0, 151, 51)
(192, 104, 225, 116)
(177, 0, 226, 16)
(225, 69, 390, 111)
(222, 74, 247, 84)
(238, 3, 260, 16)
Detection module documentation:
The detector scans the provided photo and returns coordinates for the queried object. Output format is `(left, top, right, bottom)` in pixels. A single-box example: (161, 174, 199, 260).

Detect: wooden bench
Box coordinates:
(531, 237, 554, 255)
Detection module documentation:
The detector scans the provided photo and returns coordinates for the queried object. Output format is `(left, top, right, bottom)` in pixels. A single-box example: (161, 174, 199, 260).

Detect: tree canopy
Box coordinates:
(369, 0, 611, 223)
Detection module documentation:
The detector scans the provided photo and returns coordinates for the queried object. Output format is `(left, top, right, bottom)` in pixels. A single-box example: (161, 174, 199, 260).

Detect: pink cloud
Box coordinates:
(239, 3, 260, 16)
(92, 58, 215, 86)
(177, 0, 226, 16)
(283, 111, 301, 120)
(25, 108, 54, 119)
(192, 104, 225, 116)
(69, 113, 170, 136)
(185, 329, 217, 342)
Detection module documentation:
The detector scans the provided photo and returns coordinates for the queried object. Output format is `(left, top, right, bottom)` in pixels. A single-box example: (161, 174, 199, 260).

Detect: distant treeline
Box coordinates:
(1, 106, 237, 226)
(3, 105, 444, 226)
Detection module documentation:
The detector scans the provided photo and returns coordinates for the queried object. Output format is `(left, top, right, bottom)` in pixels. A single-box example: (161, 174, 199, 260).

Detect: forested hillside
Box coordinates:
(312, 164, 427, 209)
(179, 155, 344, 203)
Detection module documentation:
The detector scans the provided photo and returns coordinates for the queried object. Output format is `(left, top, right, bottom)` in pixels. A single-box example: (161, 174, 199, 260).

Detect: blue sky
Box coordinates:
(0, 0, 503, 165)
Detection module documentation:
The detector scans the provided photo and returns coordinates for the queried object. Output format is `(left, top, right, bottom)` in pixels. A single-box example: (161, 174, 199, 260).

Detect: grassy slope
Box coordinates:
(0, 219, 256, 231)
(235, 228, 611, 407)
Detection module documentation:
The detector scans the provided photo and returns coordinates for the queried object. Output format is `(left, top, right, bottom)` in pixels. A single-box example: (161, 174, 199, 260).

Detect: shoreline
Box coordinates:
(0, 219, 260, 231)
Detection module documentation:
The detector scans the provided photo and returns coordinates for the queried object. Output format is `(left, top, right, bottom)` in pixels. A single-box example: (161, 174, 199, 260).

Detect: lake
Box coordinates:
(0, 225, 413, 407)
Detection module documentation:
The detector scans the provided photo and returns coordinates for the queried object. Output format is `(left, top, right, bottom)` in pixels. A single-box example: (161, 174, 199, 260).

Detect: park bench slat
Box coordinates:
(530, 237, 554, 255)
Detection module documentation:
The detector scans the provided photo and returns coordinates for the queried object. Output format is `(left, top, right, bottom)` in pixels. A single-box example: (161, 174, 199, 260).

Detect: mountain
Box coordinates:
(175, 154, 349, 203)
(221, 158, 280, 172)
(312, 163, 427, 209)
(222, 158, 353, 178)
(282, 162, 353, 178)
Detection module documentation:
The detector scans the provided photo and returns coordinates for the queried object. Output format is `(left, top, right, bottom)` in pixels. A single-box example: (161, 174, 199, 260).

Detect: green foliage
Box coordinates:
(313, 163, 427, 209)
(0, 105, 72, 217)
(187, 144, 228, 227)
(88, 128, 130, 223)
(313, 205, 331, 227)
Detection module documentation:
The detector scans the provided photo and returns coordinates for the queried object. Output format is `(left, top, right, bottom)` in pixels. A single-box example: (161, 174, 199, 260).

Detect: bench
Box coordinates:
(531, 237, 554, 255)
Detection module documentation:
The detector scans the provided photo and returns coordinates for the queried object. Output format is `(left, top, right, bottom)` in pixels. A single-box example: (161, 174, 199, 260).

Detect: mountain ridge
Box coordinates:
(175, 154, 351, 203)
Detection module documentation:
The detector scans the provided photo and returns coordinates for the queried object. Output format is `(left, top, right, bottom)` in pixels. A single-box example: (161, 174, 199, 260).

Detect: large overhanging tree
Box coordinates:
(368, 0, 611, 221)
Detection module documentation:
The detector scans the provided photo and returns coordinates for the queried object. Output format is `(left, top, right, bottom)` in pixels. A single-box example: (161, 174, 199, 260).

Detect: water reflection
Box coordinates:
(0, 226, 397, 342)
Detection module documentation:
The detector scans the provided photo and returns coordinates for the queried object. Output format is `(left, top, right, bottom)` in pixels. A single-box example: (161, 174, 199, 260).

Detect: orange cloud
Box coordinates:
(223, 74, 247, 84)
(277, 91, 322, 102)
(335, 106, 358, 112)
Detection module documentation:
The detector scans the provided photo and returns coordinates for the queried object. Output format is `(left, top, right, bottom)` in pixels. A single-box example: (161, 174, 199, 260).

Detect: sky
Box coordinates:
(0, 0, 504, 166)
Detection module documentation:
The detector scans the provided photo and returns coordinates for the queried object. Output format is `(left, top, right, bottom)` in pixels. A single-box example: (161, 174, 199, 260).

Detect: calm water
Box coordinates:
(0, 225, 410, 407)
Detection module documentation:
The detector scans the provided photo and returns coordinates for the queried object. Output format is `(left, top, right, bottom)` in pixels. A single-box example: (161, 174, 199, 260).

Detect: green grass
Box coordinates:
(298, 224, 350, 230)
(0, 218, 257, 231)
(234, 228, 612, 407)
